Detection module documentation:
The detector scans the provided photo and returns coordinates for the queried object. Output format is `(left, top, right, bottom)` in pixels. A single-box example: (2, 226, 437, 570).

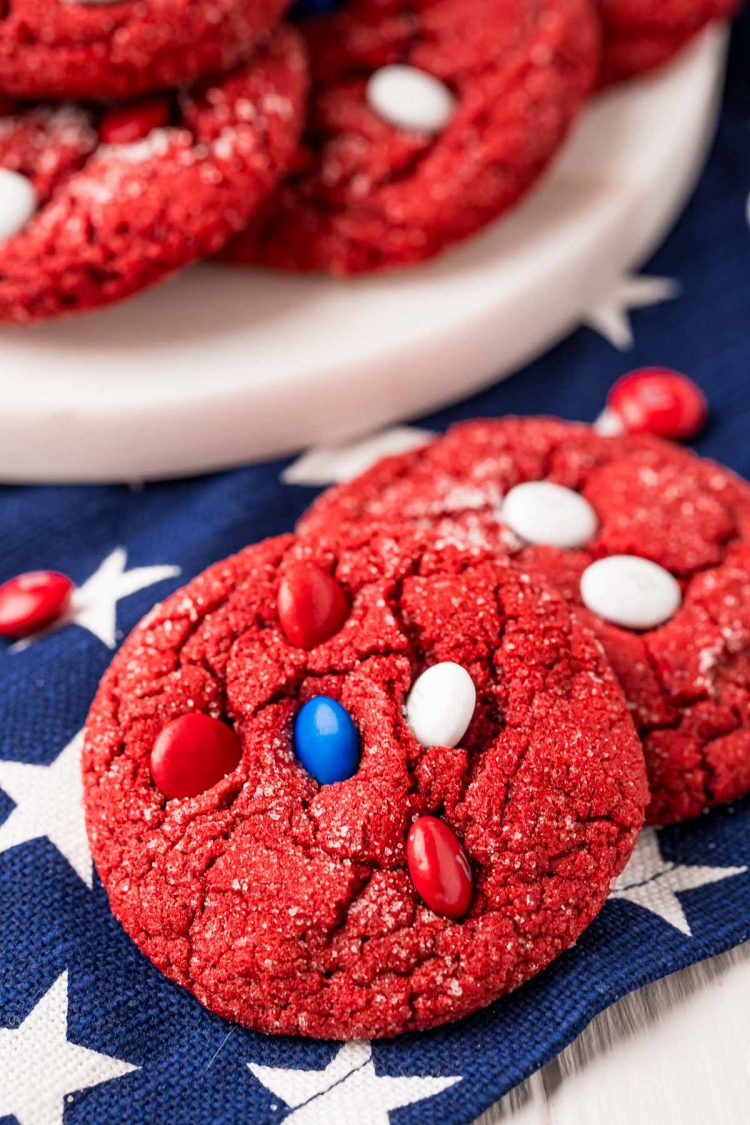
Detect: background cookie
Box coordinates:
(300, 418, 750, 825)
(598, 0, 743, 85)
(0, 0, 291, 101)
(222, 0, 601, 273)
(0, 28, 307, 323)
(83, 527, 646, 1039)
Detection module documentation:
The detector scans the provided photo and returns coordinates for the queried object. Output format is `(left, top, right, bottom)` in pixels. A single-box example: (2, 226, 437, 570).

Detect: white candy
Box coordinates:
(501, 481, 598, 549)
(580, 555, 681, 631)
(367, 65, 456, 134)
(406, 662, 476, 749)
(0, 170, 37, 245)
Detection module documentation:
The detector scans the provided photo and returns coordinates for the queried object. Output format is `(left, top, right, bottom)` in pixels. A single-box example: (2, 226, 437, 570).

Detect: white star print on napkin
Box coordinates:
(249, 1041, 460, 1123)
(0, 972, 137, 1125)
(12, 546, 179, 651)
(282, 426, 434, 487)
(582, 274, 680, 350)
(610, 828, 747, 936)
(0, 730, 91, 886)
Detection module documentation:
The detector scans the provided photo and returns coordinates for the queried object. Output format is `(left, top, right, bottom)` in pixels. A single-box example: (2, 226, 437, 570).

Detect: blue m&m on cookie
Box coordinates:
(293, 696, 360, 785)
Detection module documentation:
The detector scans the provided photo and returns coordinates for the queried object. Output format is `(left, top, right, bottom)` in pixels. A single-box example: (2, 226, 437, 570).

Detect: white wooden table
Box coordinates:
(479, 940, 750, 1125)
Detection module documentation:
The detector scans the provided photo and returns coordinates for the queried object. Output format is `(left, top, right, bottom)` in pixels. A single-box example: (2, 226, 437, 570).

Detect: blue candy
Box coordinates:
(293, 696, 360, 785)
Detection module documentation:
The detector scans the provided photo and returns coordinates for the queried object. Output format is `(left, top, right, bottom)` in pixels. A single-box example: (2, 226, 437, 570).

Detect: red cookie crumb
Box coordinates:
(0, 28, 308, 324)
(222, 0, 601, 274)
(300, 418, 750, 825)
(597, 0, 742, 86)
(82, 527, 646, 1039)
(0, 0, 292, 102)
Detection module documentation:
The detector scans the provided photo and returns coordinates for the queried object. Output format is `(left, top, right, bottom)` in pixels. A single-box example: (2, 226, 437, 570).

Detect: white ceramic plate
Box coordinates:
(0, 27, 727, 483)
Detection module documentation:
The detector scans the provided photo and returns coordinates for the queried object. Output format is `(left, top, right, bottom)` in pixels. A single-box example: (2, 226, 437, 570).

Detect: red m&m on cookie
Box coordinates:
(603, 368, 708, 441)
(99, 98, 171, 146)
(278, 563, 349, 650)
(0, 570, 74, 638)
(407, 815, 473, 919)
(150, 713, 242, 799)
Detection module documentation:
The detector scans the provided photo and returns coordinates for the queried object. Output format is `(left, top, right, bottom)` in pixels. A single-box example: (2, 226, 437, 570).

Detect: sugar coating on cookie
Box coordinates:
(597, 0, 742, 86)
(0, 28, 308, 324)
(0, 0, 292, 101)
(83, 527, 646, 1039)
(222, 0, 601, 274)
(300, 418, 750, 825)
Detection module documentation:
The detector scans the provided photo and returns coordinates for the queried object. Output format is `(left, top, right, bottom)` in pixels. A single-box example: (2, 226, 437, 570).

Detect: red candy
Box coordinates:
(608, 368, 708, 441)
(278, 563, 349, 649)
(0, 570, 74, 638)
(99, 98, 171, 146)
(406, 815, 473, 919)
(150, 713, 242, 799)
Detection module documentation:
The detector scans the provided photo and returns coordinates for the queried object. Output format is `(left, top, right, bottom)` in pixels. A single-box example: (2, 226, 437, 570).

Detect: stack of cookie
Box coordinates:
(0, 0, 741, 322)
(77, 370, 750, 1039)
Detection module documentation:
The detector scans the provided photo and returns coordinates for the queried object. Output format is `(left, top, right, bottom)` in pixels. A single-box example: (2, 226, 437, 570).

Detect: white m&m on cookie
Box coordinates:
(502, 481, 598, 549)
(580, 555, 681, 630)
(367, 65, 456, 134)
(0, 169, 36, 244)
(406, 662, 476, 748)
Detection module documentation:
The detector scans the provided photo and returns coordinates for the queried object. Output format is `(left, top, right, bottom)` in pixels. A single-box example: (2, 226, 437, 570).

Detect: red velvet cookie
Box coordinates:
(82, 527, 646, 1039)
(0, 0, 291, 102)
(222, 0, 601, 274)
(0, 28, 307, 324)
(300, 419, 750, 825)
(598, 0, 742, 86)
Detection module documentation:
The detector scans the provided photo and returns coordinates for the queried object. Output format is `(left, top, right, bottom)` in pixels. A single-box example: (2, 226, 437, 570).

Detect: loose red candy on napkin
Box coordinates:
(606, 368, 708, 440)
(0, 570, 73, 638)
